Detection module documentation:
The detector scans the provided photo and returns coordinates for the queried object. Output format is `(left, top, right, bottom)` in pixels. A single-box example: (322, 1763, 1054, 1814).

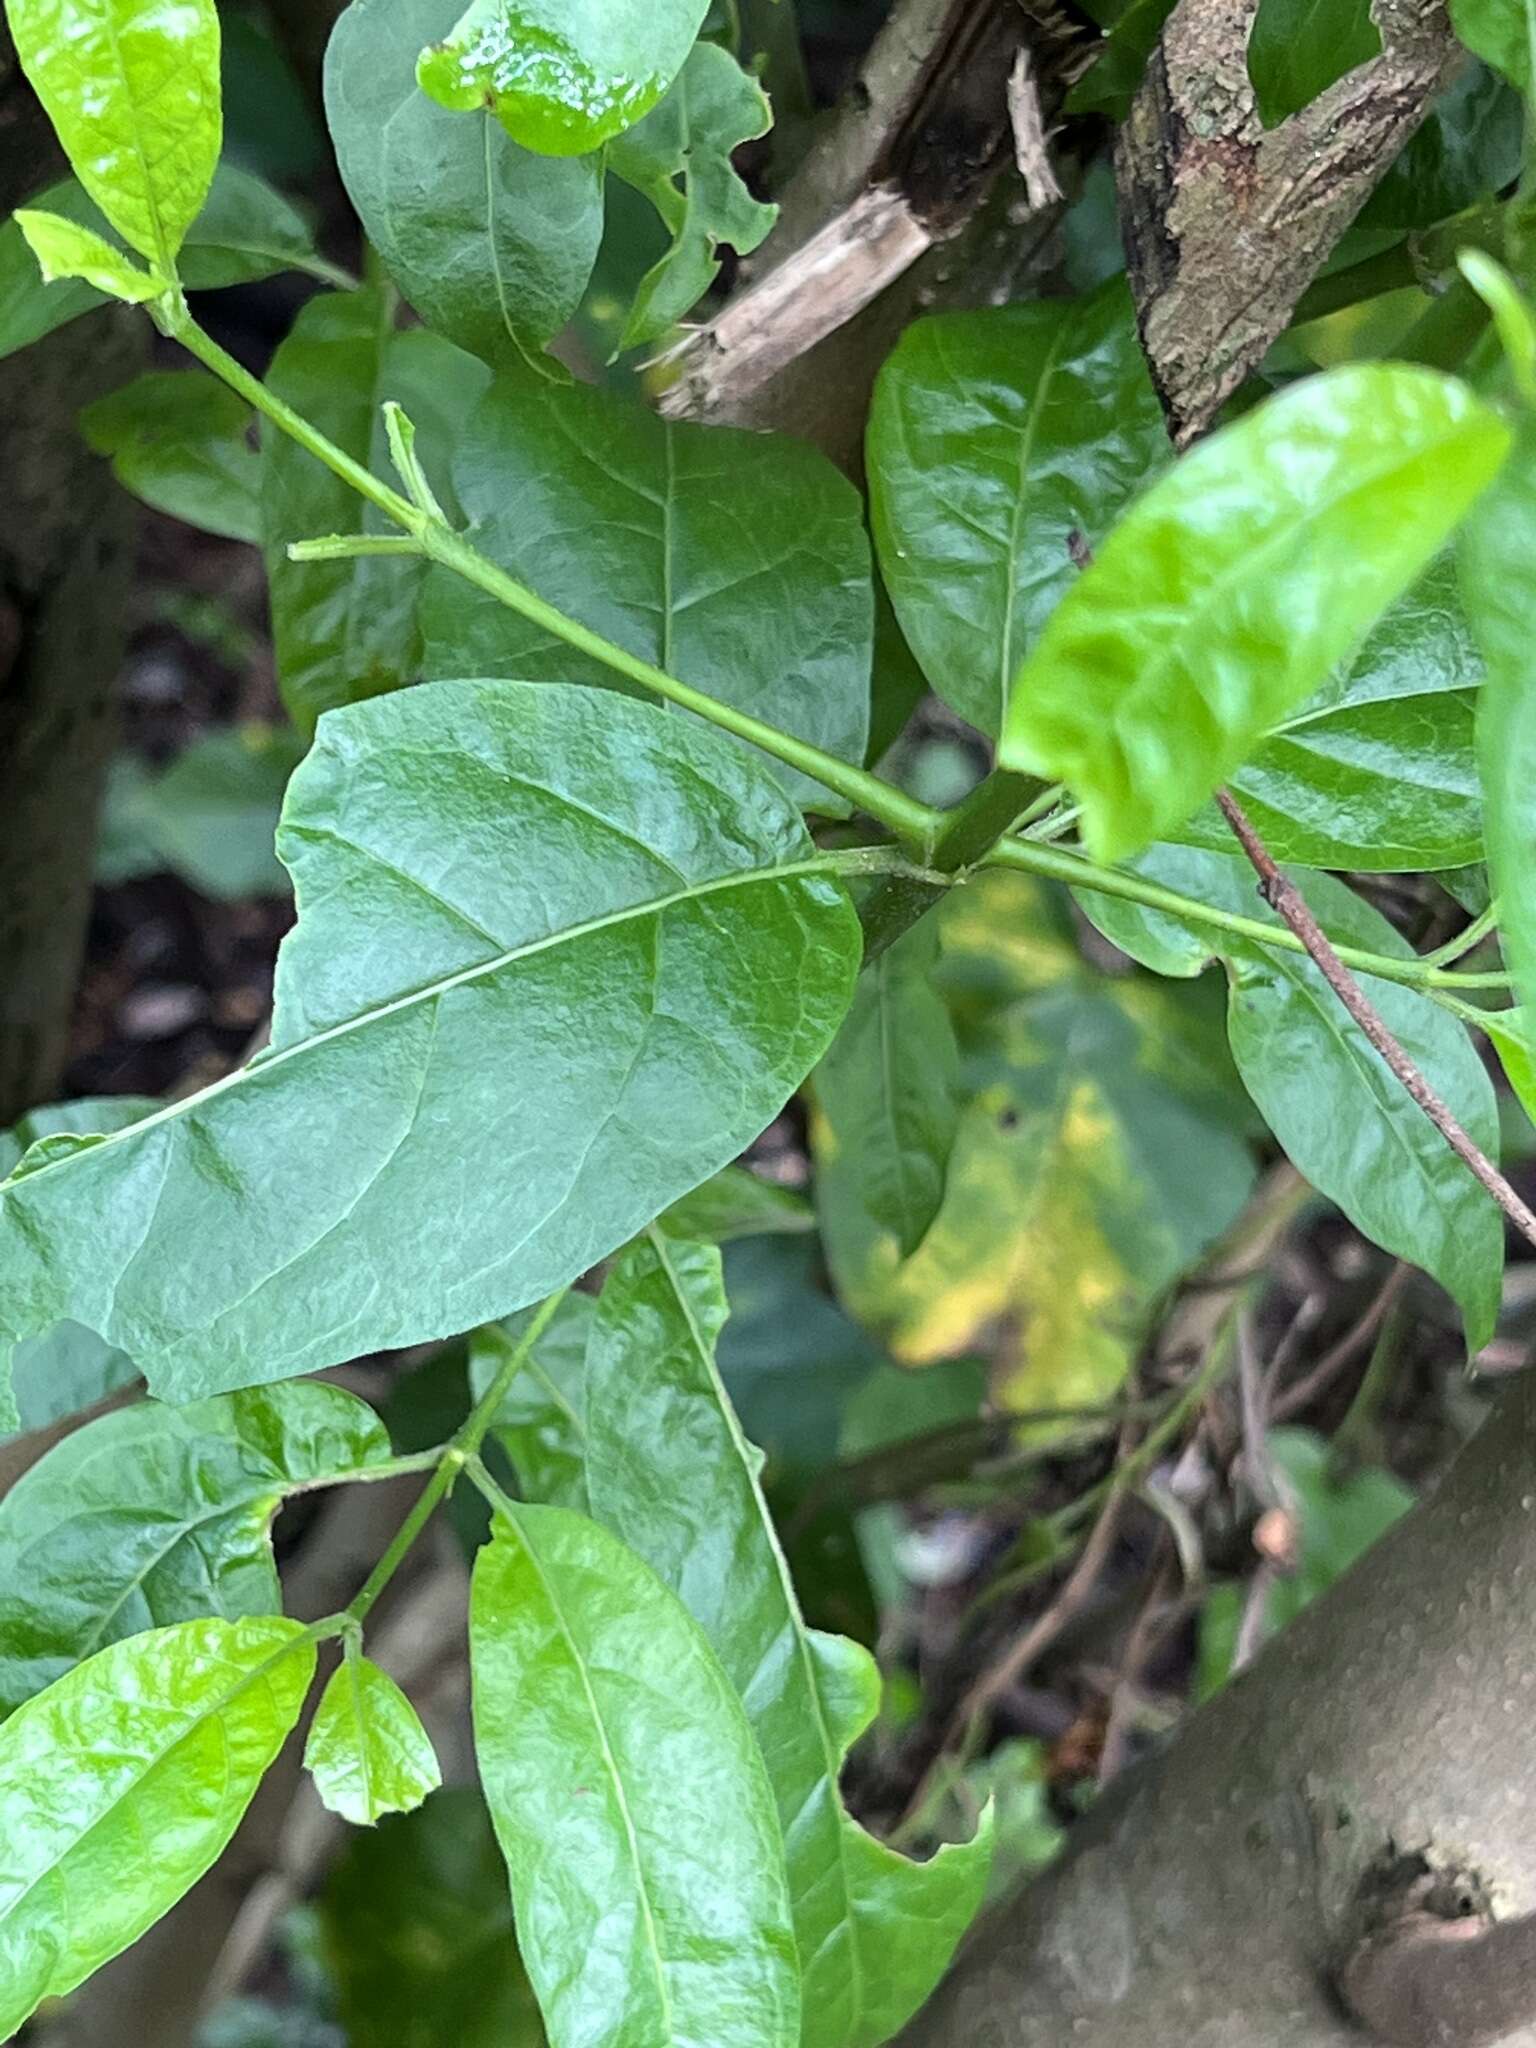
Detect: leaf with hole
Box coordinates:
(0, 1616, 314, 2040)
(999, 364, 1510, 861)
(0, 680, 860, 1408)
(470, 1499, 800, 2048)
(0, 1380, 390, 1714)
(584, 1233, 992, 2048)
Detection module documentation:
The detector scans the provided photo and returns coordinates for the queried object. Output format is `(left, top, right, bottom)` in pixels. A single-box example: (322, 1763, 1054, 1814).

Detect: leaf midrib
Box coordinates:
(0, 855, 834, 1199)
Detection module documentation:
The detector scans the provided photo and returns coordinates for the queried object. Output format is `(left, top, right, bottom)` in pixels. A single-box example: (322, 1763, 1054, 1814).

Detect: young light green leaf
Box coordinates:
(0, 1615, 314, 2039)
(999, 364, 1511, 862)
(0, 1380, 390, 1713)
(8, 0, 223, 270)
(0, 681, 860, 1407)
(1077, 847, 1504, 1347)
(81, 370, 261, 541)
(608, 40, 776, 351)
(260, 288, 491, 734)
(1461, 249, 1536, 405)
(417, 0, 710, 155)
(13, 208, 162, 300)
(1245, 0, 1382, 127)
(585, 1235, 992, 2048)
(1462, 420, 1536, 1033)
(867, 281, 1168, 738)
(814, 919, 959, 1259)
(319, 1787, 547, 2047)
(470, 1501, 800, 2048)
(469, 1296, 595, 1512)
(97, 725, 303, 900)
(419, 374, 871, 808)
(305, 1652, 442, 1825)
(0, 165, 336, 363)
(1172, 559, 1485, 871)
(1449, 0, 1533, 86)
(327, 0, 601, 378)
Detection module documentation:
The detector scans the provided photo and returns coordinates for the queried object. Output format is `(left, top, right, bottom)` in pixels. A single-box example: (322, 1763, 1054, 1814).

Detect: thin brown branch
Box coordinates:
(1273, 1261, 1411, 1422)
(1216, 789, 1536, 1254)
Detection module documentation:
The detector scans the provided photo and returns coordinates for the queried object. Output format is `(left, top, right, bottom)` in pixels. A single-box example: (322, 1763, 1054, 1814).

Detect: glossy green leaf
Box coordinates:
(657, 1165, 814, 1244)
(1077, 847, 1504, 1347)
(420, 374, 872, 809)
(0, 1615, 314, 2038)
(0, 1099, 156, 1440)
(470, 1501, 800, 2048)
(417, 0, 710, 155)
(81, 369, 260, 541)
(0, 680, 860, 1406)
(1463, 420, 1536, 1031)
(7, 0, 222, 269)
(585, 1234, 991, 2048)
(999, 364, 1511, 862)
(260, 288, 492, 734)
(97, 725, 303, 899)
(814, 920, 959, 1259)
(607, 40, 776, 350)
(327, 0, 602, 377)
(305, 1651, 442, 1825)
(469, 1296, 594, 1511)
(320, 1788, 547, 2047)
(0, 165, 335, 363)
(0, 1380, 390, 1713)
(1173, 559, 1485, 870)
(867, 282, 1167, 738)
(1246, 0, 1381, 127)
(13, 206, 161, 300)
(1449, 0, 1532, 86)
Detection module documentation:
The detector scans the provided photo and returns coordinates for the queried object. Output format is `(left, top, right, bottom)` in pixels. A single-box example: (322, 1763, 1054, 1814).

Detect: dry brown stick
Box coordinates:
(1273, 1261, 1411, 1422)
(1217, 788, 1536, 1253)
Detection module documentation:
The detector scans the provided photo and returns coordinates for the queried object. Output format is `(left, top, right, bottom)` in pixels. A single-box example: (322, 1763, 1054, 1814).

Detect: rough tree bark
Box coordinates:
(0, 27, 140, 1125)
(900, 1370, 1536, 2047)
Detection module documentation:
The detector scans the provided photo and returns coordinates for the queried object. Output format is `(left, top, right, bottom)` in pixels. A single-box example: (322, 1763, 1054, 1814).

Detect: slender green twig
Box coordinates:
(346, 1289, 568, 1622)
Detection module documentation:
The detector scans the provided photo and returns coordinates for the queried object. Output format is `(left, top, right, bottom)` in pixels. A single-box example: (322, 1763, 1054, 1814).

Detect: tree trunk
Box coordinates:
(899, 1370, 1536, 2047)
(0, 29, 141, 1126)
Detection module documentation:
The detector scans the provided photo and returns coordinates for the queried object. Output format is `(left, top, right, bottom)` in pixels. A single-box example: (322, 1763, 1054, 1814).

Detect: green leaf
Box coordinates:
(327, 0, 602, 377)
(657, 1164, 814, 1244)
(814, 919, 959, 1259)
(1481, 1007, 1536, 1127)
(1078, 847, 1504, 1346)
(0, 680, 860, 1405)
(867, 281, 1168, 739)
(420, 375, 871, 807)
(0, 1615, 314, 2038)
(81, 369, 261, 541)
(1063, 0, 1177, 120)
(607, 40, 776, 350)
(417, 0, 710, 155)
(0, 1098, 156, 1440)
(1462, 419, 1536, 1033)
(319, 1787, 547, 2047)
(13, 207, 161, 299)
(585, 1235, 991, 2048)
(469, 1296, 594, 1511)
(305, 1651, 442, 1825)
(998, 364, 1511, 862)
(7, 0, 223, 270)
(260, 288, 492, 734)
(1246, 0, 1382, 127)
(470, 1500, 800, 2048)
(1172, 559, 1485, 870)
(0, 165, 335, 363)
(0, 1380, 390, 1713)
(97, 725, 303, 899)
(1358, 64, 1524, 231)
(1449, 0, 1534, 86)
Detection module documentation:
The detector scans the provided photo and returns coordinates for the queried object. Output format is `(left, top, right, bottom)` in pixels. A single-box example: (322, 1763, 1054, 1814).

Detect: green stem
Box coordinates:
(982, 835, 1513, 993)
(1419, 899, 1500, 968)
(347, 1289, 569, 1622)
